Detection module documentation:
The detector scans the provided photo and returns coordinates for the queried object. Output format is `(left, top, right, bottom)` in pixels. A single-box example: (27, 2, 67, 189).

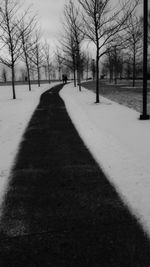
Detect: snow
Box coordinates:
(60, 83, 150, 237)
(1, 81, 150, 238)
(0, 82, 60, 213)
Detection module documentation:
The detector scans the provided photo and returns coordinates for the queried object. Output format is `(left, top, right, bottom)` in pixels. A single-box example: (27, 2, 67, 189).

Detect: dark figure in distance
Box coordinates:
(62, 74, 68, 84)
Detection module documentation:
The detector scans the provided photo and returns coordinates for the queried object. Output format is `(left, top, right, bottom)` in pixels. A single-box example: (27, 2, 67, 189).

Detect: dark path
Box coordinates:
(0, 84, 150, 266)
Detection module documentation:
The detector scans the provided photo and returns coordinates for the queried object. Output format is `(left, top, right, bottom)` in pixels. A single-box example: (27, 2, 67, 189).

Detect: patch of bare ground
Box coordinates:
(81, 80, 150, 115)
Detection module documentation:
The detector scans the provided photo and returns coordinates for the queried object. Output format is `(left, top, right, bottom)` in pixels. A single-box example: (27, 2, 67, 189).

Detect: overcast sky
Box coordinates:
(23, 0, 67, 48)
(22, 0, 143, 53)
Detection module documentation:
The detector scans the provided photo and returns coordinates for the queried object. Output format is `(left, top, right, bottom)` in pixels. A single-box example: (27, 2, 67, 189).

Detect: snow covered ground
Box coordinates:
(0, 82, 60, 213)
(1, 81, 150, 238)
(60, 83, 150, 237)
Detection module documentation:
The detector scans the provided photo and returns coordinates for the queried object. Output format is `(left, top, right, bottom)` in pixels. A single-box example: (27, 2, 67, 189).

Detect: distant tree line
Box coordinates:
(56, 0, 145, 103)
(0, 0, 54, 99)
(0, 0, 147, 102)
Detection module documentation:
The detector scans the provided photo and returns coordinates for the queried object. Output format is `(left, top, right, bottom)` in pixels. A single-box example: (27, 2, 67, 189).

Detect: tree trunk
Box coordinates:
(76, 49, 81, 91)
(59, 67, 61, 81)
(77, 69, 81, 91)
(115, 72, 117, 84)
(12, 64, 16, 99)
(114, 46, 117, 85)
(109, 69, 112, 82)
(27, 68, 31, 91)
(73, 56, 76, 87)
(86, 64, 89, 80)
(48, 64, 51, 83)
(26, 58, 31, 91)
(37, 66, 40, 87)
(73, 67, 76, 87)
(133, 44, 136, 87)
(96, 51, 100, 103)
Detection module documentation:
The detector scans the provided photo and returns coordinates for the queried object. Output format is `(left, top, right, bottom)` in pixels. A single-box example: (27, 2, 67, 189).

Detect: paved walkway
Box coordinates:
(0, 84, 150, 266)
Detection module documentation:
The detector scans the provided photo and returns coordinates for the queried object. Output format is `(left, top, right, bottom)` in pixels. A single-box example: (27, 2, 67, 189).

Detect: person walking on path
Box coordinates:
(0, 83, 150, 266)
(62, 74, 68, 84)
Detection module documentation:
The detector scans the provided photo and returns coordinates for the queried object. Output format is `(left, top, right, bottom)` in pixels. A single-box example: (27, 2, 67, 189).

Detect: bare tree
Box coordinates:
(29, 30, 43, 87)
(30, 64, 36, 80)
(58, 2, 83, 87)
(59, 28, 78, 86)
(0, 0, 25, 99)
(1, 67, 7, 83)
(82, 51, 91, 80)
(124, 11, 142, 87)
(55, 49, 64, 81)
(63, 0, 84, 91)
(43, 64, 48, 80)
(124, 54, 132, 79)
(107, 44, 124, 83)
(19, 11, 37, 91)
(19, 67, 27, 81)
(43, 41, 52, 83)
(148, 10, 150, 45)
(91, 58, 96, 80)
(104, 49, 114, 82)
(78, 0, 139, 102)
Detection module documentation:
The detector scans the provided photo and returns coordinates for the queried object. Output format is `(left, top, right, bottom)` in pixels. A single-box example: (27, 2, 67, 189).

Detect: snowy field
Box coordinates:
(60, 83, 150, 238)
(1, 81, 150, 239)
(0, 82, 60, 213)
(81, 79, 150, 114)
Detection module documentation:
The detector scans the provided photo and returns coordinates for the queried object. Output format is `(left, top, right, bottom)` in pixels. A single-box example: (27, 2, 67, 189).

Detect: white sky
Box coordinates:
(23, 0, 67, 48)
(21, 0, 143, 52)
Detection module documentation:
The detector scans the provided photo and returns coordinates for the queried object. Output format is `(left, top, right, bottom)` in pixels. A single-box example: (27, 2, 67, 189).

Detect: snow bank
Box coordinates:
(60, 83, 150, 237)
(0, 82, 60, 212)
